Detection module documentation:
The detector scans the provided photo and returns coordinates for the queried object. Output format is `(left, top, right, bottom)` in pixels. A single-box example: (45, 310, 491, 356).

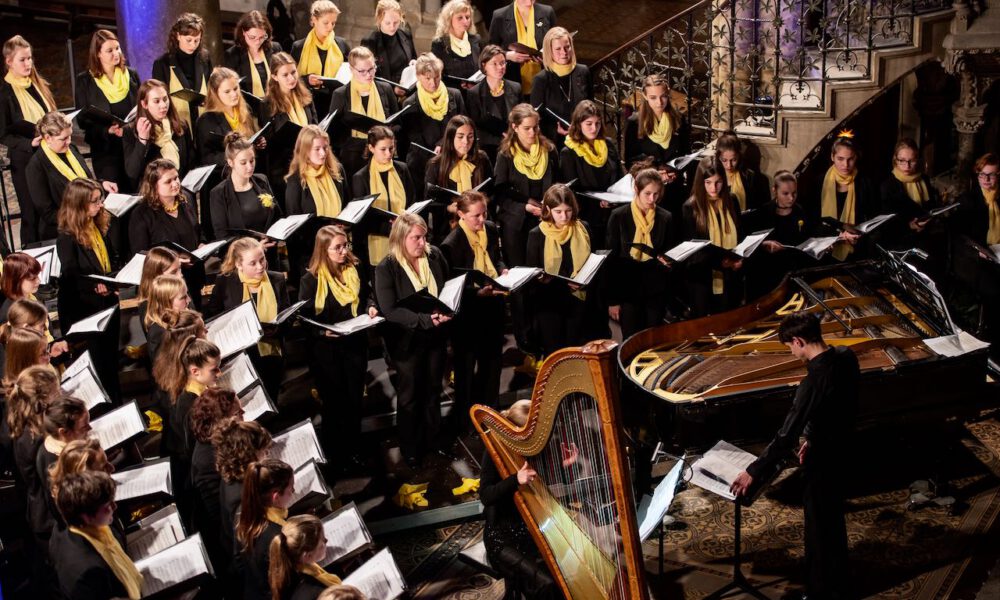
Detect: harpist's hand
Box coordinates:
(608, 305, 621, 321)
(517, 461, 537, 485)
(730, 471, 753, 497)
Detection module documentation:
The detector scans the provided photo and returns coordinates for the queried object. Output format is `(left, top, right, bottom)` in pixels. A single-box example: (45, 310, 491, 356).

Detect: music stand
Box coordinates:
(702, 500, 769, 600)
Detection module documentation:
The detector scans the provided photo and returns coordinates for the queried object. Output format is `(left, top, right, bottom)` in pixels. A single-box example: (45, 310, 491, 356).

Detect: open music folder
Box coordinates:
(320, 502, 373, 566)
(576, 173, 635, 205)
(65, 305, 118, 337)
(299, 314, 385, 336)
(86, 251, 146, 287)
(61, 352, 110, 410)
(206, 300, 263, 359)
(553, 253, 608, 287)
(22, 244, 61, 284)
(396, 274, 466, 315)
(218, 352, 259, 395)
(112, 457, 172, 502)
(126, 504, 186, 561)
(238, 382, 277, 422)
(342, 548, 407, 600)
(270, 419, 326, 469)
(134, 533, 214, 597)
(89, 400, 146, 450)
(102, 193, 142, 218)
(637, 459, 685, 541)
(289, 459, 331, 514)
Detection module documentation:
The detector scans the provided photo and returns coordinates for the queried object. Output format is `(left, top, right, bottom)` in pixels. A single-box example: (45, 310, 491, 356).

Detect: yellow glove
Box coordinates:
(145, 410, 163, 433)
(452, 478, 480, 496)
(394, 483, 429, 510)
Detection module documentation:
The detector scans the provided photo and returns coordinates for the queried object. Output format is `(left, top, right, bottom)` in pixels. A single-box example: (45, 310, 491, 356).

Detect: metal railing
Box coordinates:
(591, 0, 953, 151)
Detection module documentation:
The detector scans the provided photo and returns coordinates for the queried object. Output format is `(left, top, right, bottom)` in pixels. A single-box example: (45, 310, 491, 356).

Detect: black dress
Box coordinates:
(290, 34, 351, 120)
(530, 65, 592, 143)
(560, 139, 623, 249)
(260, 98, 319, 208)
(487, 3, 557, 90)
(525, 223, 592, 356)
(195, 110, 255, 240)
(209, 174, 280, 241)
(400, 87, 466, 199)
(360, 28, 417, 88)
(0, 79, 49, 245)
(166, 388, 198, 525)
(373, 248, 450, 462)
(244, 520, 283, 600)
(465, 78, 521, 160)
(430, 34, 483, 90)
(25, 145, 95, 240)
(878, 173, 945, 257)
(326, 81, 399, 179)
(191, 440, 226, 573)
(493, 147, 560, 265)
(74, 67, 140, 187)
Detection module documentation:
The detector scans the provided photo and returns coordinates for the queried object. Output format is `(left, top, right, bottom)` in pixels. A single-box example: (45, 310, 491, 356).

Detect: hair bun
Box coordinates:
(224, 131, 246, 148)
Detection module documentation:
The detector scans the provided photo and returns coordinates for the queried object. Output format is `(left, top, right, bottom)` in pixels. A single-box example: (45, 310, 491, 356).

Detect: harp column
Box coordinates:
(115, 0, 224, 79)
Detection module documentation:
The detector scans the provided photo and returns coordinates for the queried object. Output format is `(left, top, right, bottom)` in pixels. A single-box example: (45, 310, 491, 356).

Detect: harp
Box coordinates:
(471, 340, 648, 600)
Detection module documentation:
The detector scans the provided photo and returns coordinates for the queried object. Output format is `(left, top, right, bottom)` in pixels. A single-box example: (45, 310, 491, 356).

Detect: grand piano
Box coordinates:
(618, 250, 994, 452)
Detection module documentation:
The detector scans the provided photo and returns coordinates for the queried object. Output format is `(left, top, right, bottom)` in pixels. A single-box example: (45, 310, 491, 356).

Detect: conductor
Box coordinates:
(730, 311, 859, 600)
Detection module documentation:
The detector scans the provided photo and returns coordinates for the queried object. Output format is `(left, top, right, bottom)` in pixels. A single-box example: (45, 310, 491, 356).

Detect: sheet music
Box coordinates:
(265, 213, 313, 240)
(191, 238, 230, 261)
(321, 503, 372, 566)
(90, 401, 145, 450)
(239, 383, 275, 422)
(134, 534, 213, 596)
(103, 193, 141, 218)
(494, 267, 542, 292)
(22, 245, 60, 284)
(270, 420, 326, 469)
(65, 305, 117, 336)
(64, 108, 82, 122)
(206, 301, 263, 359)
(114, 252, 146, 285)
(343, 548, 406, 600)
(112, 459, 172, 501)
(990, 244, 1000, 262)
(439, 274, 466, 312)
(334, 61, 352, 84)
(289, 460, 329, 509)
(219, 352, 258, 395)
(406, 199, 432, 214)
(690, 441, 757, 501)
(563, 253, 607, 286)
(273, 299, 308, 325)
(665, 240, 710, 262)
(328, 314, 384, 335)
(923, 330, 991, 357)
(856, 213, 895, 233)
(62, 350, 95, 381)
(667, 149, 704, 171)
(124, 105, 138, 123)
(126, 504, 186, 561)
(398, 64, 417, 88)
(637, 460, 684, 541)
(61, 365, 109, 410)
(791, 236, 839, 258)
(180, 164, 216, 193)
(592, 173, 635, 204)
(732, 229, 772, 258)
(318, 109, 338, 132)
(336, 197, 377, 224)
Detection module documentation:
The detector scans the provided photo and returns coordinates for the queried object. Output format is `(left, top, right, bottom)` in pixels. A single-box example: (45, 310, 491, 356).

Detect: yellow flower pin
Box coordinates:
(259, 193, 274, 208)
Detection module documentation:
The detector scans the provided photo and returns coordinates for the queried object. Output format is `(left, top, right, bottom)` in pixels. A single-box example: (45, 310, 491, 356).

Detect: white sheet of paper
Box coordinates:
(270, 420, 326, 469)
(126, 504, 186, 561)
(493, 267, 542, 292)
(112, 459, 172, 501)
(328, 314, 384, 336)
(562, 253, 607, 286)
(90, 401, 145, 450)
(239, 383, 275, 422)
(134, 534, 212, 596)
(856, 213, 895, 233)
(343, 548, 406, 600)
(665, 240, 710, 262)
(65, 305, 117, 336)
(399, 65, 418, 89)
(733, 229, 772, 258)
(191, 238, 230, 261)
(334, 61, 352, 85)
(206, 301, 262, 359)
(638, 459, 684, 541)
(990, 244, 1000, 262)
(667, 149, 703, 171)
(113, 252, 147, 286)
(321, 502, 372, 566)
(689, 440, 757, 501)
(439, 274, 466, 312)
(406, 199, 432, 215)
(219, 352, 259, 395)
(62, 350, 95, 382)
(181, 164, 216, 193)
(62, 366, 109, 410)
(336, 197, 377, 224)
(265, 213, 313, 240)
(289, 459, 329, 509)
(22, 245, 60, 284)
(923, 330, 991, 357)
(124, 105, 138, 123)
(103, 193, 141, 218)
(791, 236, 839, 258)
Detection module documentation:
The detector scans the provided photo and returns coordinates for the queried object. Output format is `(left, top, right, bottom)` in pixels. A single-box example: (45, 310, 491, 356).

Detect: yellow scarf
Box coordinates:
(449, 158, 476, 192)
(550, 62, 575, 77)
(648, 112, 673, 149)
(87, 222, 111, 273)
(68, 525, 143, 599)
(417, 81, 449, 121)
(349, 80, 386, 139)
(154, 119, 181, 168)
(4, 71, 49, 123)
(184, 379, 207, 397)
(315, 263, 360, 316)
(511, 142, 547, 180)
(368, 160, 406, 264)
(727, 170, 747, 212)
(44, 435, 67, 456)
(299, 562, 342, 586)
(304, 164, 342, 217)
(459, 220, 498, 277)
(984, 188, 1000, 245)
(563, 136, 607, 168)
(514, 4, 541, 93)
(400, 254, 439, 297)
(539, 220, 589, 277)
(297, 29, 344, 78)
(223, 107, 243, 133)
(94, 67, 130, 104)
(821, 166, 857, 260)
(40, 140, 87, 181)
(239, 271, 278, 323)
(449, 32, 471, 57)
(248, 51, 270, 98)
(266, 506, 288, 526)
(168, 65, 206, 132)
(287, 94, 309, 127)
(630, 201, 655, 261)
(707, 198, 738, 294)
(892, 167, 929, 206)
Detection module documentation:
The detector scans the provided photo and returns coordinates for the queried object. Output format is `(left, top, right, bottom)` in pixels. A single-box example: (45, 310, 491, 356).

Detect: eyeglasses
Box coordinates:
(245, 33, 269, 43)
(354, 67, 377, 76)
(978, 172, 998, 180)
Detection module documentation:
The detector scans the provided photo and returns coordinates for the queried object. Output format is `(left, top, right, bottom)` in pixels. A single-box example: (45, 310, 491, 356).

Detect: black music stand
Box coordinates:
(702, 500, 769, 600)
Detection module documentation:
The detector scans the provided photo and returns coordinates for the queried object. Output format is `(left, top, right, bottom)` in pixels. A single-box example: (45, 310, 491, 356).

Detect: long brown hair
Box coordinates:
(4, 327, 47, 389)
(139, 158, 186, 213)
(155, 335, 220, 402)
(204, 68, 257, 137)
(151, 309, 207, 383)
(566, 99, 605, 146)
(144, 274, 188, 329)
(1, 252, 41, 299)
(167, 13, 208, 60)
(269, 515, 325, 600)
(135, 79, 185, 138)
(48, 438, 110, 501)
(220, 237, 265, 276)
(237, 459, 294, 553)
(498, 103, 554, 157)
(58, 178, 109, 247)
(42, 395, 87, 439)
(429, 115, 490, 188)
(138, 247, 180, 301)
(307, 224, 358, 280)
(234, 10, 273, 51)
(213, 417, 272, 483)
(539, 183, 580, 224)
(637, 74, 681, 140)
(2, 36, 56, 110)
(190, 387, 242, 444)
(267, 52, 313, 117)
(86, 29, 127, 78)
(286, 124, 343, 182)
(6, 364, 59, 439)
(688, 156, 738, 235)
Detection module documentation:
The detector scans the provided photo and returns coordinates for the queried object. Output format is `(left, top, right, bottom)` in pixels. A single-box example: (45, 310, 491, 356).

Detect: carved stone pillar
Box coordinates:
(953, 101, 986, 184)
(115, 0, 223, 79)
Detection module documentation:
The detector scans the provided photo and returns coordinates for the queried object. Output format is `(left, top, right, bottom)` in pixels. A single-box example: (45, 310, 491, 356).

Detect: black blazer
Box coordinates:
(729, 168, 771, 212)
(623, 112, 690, 166)
(49, 525, 130, 600)
(298, 268, 375, 328)
(401, 87, 466, 149)
(74, 68, 140, 156)
(289, 576, 327, 600)
(430, 34, 484, 88)
(128, 194, 200, 254)
(526, 222, 593, 278)
(466, 78, 521, 152)
(493, 147, 560, 231)
(209, 174, 280, 240)
(190, 441, 220, 531)
(326, 81, 399, 151)
(530, 65, 593, 139)
(351, 160, 416, 211)
(284, 172, 349, 216)
(195, 111, 241, 171)
(245, 520, 283, 600)
(605, 203, 674, 303)
(223, 42, 283, 94)
(808, 172, 879, 227)
(488, 3, 557, 86)
(559, 140, 623, 192)
(361, 28, 417, 85)
(219, 478, 242, 559)
(14, 432, 51, 537)
(0, 80, 45, 159)
(290, 35, 351, 116)
(152, 50, 212, 126)
(207, 270, 290, 319)
(681, 196, 744, 272)
(122, 122, 193, 186)
(56, 229, 119, 330)
(880, 173, 939, 222)
(440, 220, 507, 273)
(25, 145, 95, 240)
(424, 151, 493, 197)
(261, 98, 319, 180)
(374, 247, 450, 353)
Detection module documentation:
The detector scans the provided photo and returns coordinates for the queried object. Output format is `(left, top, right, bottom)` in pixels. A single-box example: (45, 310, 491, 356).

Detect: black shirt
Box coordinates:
(176, 50, 197, 84)
(237, 188, 270, 231)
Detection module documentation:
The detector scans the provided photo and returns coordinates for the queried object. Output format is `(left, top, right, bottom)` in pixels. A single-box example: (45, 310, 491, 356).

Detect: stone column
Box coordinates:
(115, 0, 223, 80)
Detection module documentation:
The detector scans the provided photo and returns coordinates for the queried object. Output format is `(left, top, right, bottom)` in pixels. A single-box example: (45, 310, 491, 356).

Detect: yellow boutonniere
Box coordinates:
(259, 193, 274, 208)
(797, 219, 805, 230)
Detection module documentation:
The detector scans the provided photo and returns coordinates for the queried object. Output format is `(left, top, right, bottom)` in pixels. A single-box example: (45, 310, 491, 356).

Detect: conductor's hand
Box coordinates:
(516, 461, 537, 485)
(730, 471, 753, 497)
(798, 440, 809, 464)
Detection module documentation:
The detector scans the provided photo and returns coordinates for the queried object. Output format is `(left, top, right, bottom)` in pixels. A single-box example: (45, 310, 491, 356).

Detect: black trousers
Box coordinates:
(619, 294, 667, 340)
(9, 149, 36, 246)
(310, 333, 368, 461)
(450, 296, 505, 428)
(802, 462, 852, 599)
(532, 286, 587, 357)
(386, 334, 447, 460)
(249, 344, 284, 405)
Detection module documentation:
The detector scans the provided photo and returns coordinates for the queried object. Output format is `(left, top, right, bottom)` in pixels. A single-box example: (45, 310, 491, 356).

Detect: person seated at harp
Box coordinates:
(731, 311, 858, 600)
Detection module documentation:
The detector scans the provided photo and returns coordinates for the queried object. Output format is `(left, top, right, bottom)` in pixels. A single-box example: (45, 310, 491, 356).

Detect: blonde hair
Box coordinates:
(138, 247, 179, 301)
(375, 0, 405, 25)
(348, 46, 376, 67)
(2, 36, 57, 110)
(221, 237, 266, 276)
(542, 27, 576, 72)
(311, 0, 341, 19)
(144, 274, 188, 329)
(286, 124, 343, 182)
(413, 52, 443, 77)
(435, 0, 477, 40)
(204, 67, 256, 137)
(269, 515, 326, 600)
(48, 438, 109, 501)
(36, 111, 73, 138)
(501, 399, 531, 427)
(388, 213, 429, 266)
(317, 586, 366, 600)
